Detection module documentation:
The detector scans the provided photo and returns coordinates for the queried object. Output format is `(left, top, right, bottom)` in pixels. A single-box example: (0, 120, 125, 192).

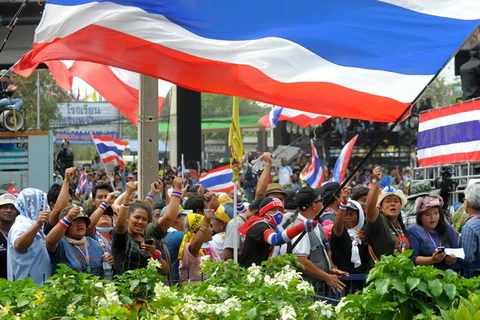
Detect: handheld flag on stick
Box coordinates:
(91, 134, 129, 168)
(228, 96, 243, 182)
(332, 135, 358, 183)
(303, 140, 324, 188)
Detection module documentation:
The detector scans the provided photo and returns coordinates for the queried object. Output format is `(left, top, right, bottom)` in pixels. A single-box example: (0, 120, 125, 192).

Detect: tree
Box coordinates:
(10, 69, 70, 130)
(419, 76, 462, 108)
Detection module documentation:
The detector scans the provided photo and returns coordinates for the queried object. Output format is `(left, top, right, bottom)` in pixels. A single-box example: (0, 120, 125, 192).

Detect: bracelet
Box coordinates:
(150, 250, 162, 260)
(371, 179, 379, 184)
(99, 201, 109, 211)
(121, 203, 130, 208)
(198, 227, 208, 233)
(146, 193, 154, 201)
(171, 189, 182, 199)
(339, 202, 348, 211)
(59, 217, 71, 229)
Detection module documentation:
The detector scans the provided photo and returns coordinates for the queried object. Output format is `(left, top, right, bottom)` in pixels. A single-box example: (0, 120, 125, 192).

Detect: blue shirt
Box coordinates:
(407, 223, 459, 263)
(50, 237, 104, 278)
(7, 216, 51, 285)
(163, 230, 184, 282)
(460, 215, 480, 263)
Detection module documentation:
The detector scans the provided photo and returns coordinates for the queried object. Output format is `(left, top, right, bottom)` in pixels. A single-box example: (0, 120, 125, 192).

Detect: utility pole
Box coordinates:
(138, 75, 159, 199)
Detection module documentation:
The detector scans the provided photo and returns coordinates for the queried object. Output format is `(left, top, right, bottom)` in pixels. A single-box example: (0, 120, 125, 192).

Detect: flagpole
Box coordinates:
(233, 181, 239, 263)
(89, 133, 115, 190)
(289, 27, 480, 253)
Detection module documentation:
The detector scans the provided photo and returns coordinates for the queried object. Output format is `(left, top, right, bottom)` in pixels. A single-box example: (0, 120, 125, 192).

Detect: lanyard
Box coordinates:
(96, 231, 112, 253)
(424, 228, 441, 248)
(75, 243, 91, 273)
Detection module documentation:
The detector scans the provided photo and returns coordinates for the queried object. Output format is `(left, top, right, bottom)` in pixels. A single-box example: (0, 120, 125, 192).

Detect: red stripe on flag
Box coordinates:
(15, 25, 411, 123)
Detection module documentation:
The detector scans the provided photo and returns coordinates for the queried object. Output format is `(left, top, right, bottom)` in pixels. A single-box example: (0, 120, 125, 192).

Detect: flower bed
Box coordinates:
(0, 252, 479, 319)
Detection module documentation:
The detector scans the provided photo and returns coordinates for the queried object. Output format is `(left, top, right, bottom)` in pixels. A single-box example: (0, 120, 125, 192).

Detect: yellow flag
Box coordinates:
(228, 96, 244, 182)
(92, 90, 98, 102)
(83, 88, 89, 101)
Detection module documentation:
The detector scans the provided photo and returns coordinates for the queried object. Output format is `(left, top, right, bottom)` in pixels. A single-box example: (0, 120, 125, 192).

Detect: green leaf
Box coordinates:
(246, 307, 257, 319)
(472, 310, 480, 320)
(417, 282, 430, 295)
(406, 277, 420, 291)
(444, 283, 457, 301)
(392, 278, 406, 294)
(440, 308, 454, 320)
(17, 299, 31, 307)
(375, 278, 390, 295)
(428, 279, 443, 297)
(129, 279, 140, 292)
(455, 305, 472, 320)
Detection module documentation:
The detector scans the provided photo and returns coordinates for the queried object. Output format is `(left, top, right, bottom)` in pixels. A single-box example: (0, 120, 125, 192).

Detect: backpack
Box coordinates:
(244, 164, 258, 188)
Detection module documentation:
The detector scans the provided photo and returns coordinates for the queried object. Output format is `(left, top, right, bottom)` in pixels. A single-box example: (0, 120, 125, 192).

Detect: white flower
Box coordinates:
(199, 254, 211, 268)
(147, 258, 162, 271)
(224, 297, 241, 312)
(279, 304, 297, 320)
(66, 303, 76, 315)
(206, 285, 228, 300)
(154, 282, 178, 300)
(296, 280, 314, 294)
(309, 300, 334, 318)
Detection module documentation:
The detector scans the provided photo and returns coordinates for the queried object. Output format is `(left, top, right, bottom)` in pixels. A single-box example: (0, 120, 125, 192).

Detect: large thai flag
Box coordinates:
(258, 107, 330, 129)
(199, 165, 234, 193)
(417, 100, 480, 167)
(92, 134, 129, 168)
(41, 61, 173, 125)
(333, 135, 358, 183)
(303, 140, 324, 188)
(13, 1, 480, 122)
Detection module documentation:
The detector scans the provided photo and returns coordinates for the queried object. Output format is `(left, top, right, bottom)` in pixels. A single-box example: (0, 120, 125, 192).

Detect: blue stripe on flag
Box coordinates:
(49, 0, 478, 75)
(417, 120, 480, 150)
(96, 142, 125, 156)
(200, 172, 233, 189)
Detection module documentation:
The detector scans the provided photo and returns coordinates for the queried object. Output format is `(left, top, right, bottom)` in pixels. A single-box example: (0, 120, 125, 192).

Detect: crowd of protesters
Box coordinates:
(0, 149, 479, 296)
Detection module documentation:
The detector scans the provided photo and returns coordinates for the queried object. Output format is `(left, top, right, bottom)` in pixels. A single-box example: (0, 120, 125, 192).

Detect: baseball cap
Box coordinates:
(295, 186, 322, 211)
(0, 193, 16, 206)
(318, 182, 341, 203)
(59, 207, 91, 227)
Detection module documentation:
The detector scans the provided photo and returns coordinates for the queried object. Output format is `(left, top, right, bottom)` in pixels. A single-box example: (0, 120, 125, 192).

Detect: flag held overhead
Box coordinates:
(13, 0, 480, 122)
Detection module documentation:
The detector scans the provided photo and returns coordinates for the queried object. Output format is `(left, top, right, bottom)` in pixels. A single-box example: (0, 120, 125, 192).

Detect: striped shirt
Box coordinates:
(460, 215, 480, 264)
(112, 230, 151, 274)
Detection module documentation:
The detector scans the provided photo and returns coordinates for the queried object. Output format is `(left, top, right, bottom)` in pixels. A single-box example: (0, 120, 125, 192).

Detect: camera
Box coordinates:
(434, 165, 456, 209)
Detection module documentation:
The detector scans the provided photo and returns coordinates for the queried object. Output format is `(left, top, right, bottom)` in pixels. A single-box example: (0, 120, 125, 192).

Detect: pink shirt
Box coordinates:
(179, 242, 221, 284)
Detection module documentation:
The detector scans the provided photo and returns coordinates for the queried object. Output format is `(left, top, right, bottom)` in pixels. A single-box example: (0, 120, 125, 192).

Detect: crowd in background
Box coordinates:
(1, 147, 479, 297)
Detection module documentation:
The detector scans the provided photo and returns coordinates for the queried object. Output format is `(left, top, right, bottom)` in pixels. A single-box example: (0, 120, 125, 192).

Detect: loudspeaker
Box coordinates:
(0, 110, 24, 131)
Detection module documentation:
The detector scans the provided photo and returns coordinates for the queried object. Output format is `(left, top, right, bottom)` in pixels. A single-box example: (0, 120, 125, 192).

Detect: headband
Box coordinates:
(259, 198, 284, 217)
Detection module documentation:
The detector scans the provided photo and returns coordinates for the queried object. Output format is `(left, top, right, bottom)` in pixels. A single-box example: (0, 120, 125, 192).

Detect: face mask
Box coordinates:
(96, 226, 113, 233)
(265, 211, 284, 226)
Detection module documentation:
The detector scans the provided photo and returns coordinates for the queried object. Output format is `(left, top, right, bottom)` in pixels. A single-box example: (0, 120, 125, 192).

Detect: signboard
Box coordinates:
(52, 102, 123, 145)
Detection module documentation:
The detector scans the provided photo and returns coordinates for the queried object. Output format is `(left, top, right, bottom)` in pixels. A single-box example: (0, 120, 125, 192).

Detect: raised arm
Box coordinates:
(49, 167, 75, 227)
(255, 152, 272, 200)
(46, 207, 80, 253)
(365, 166, 382, 224)
(14, 210, 50, 252)
(189, 209, 214, 257)
(144, 181, 163, 209)
(86, 192, 116, 237)
(157, 177, 186, 233)
(115, 182, 136, 234)
(333, 187, 351, 237)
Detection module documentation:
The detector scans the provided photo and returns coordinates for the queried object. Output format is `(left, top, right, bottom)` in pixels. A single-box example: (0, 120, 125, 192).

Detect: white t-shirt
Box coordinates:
(278, 165, 293, 186)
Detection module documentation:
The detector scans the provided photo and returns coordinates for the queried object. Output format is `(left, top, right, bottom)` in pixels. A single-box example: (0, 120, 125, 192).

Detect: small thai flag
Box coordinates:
(199, 165, 234, 193)
(91, 134, 129, 168)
